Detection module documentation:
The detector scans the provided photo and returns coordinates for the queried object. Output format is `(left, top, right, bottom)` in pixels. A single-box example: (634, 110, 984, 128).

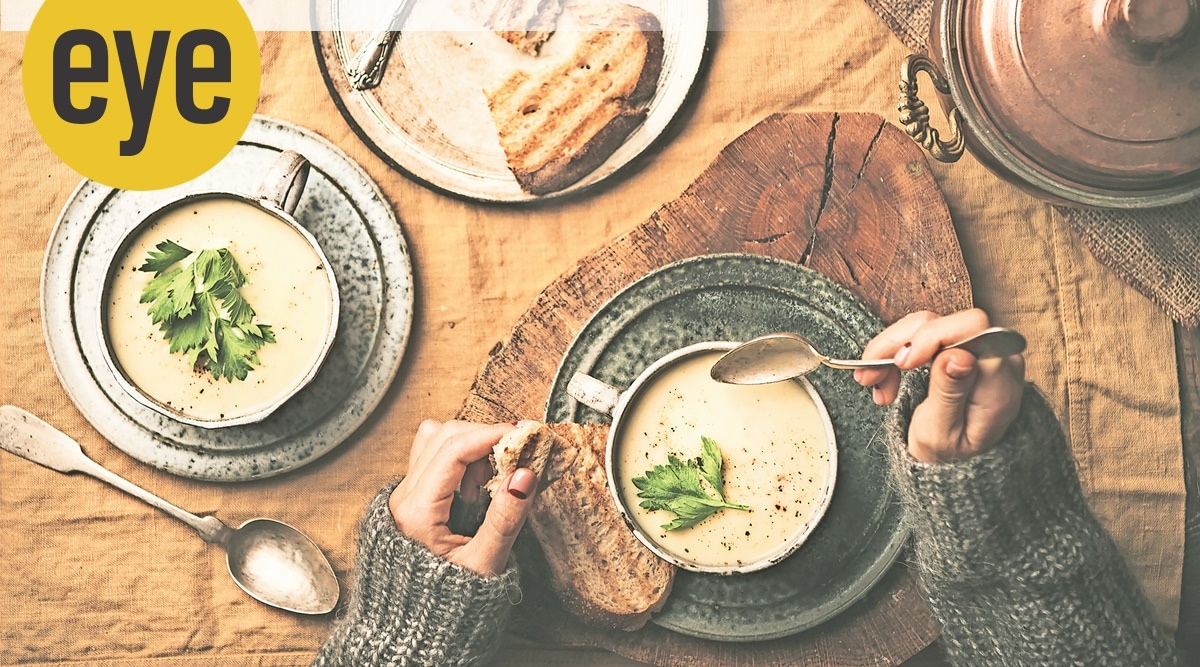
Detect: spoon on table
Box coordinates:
(710, 326, 1027, 385)
(0, 406, 339, 615)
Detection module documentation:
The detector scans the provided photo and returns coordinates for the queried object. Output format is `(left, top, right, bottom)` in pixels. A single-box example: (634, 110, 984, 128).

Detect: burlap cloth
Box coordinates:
(864, 0, 1200, 328)
(0, 2, 1185, 665)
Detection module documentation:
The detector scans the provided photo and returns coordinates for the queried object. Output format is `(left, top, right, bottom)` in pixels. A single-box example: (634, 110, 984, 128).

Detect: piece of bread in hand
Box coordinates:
(485, 422, 562, 497)
(488, 0, 565, 56)
(508, 422, 675, 631)
(484, 3, 664, 195)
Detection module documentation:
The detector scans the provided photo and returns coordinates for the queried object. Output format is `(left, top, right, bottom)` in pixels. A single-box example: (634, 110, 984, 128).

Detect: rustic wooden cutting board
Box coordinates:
(458, 111, 972, 666)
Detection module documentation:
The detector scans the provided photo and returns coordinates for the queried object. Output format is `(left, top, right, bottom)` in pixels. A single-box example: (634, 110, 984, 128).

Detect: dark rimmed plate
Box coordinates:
(311, 0, 709, 202)
(545, 253, 906, 642)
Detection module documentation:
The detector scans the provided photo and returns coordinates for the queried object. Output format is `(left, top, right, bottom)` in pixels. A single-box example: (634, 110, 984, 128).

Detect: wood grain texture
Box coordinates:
(458, 112, 970, 666)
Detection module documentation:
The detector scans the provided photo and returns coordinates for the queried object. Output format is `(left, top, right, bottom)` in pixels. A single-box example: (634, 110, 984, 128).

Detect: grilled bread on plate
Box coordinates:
(485, 3, 665, 195)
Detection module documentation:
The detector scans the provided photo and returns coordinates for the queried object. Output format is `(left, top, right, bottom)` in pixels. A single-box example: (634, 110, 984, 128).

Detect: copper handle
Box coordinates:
(898, 54, 965, 164)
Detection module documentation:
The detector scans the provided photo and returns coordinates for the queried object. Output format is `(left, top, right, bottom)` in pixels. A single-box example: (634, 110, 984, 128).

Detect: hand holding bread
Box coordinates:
(388, 419, 538, 576)
(389, 418, 674, 628)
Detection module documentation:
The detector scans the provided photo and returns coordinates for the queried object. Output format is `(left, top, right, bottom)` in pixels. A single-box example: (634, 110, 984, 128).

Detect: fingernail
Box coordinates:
(508, 468, 536, 500)
(872, 387, 886, 405)
(946, 357, 976, 379)
(893, 343, 911, 366)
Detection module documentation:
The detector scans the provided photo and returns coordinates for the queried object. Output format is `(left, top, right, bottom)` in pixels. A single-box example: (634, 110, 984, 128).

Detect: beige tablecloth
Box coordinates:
(0, 2, 1184, 665)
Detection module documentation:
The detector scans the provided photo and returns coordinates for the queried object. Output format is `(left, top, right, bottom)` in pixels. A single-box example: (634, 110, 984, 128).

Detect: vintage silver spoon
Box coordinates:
(710, 326, 1027, 385)
(344, 0, 418, 91)
(0, 406, 339, 615)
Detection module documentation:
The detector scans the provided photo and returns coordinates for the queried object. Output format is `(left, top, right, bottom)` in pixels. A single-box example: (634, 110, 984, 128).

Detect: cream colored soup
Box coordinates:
(616, 350, 834, 569)
(106, 197, 334, 422)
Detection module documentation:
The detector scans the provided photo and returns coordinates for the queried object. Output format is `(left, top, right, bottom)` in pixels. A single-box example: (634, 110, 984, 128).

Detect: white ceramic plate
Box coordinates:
(312, 0, 710, 202)
(41, 116, 414, 481)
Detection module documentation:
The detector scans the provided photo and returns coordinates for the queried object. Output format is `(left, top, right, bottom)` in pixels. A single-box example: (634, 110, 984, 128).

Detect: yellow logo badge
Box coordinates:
(22, 0, 261, 190)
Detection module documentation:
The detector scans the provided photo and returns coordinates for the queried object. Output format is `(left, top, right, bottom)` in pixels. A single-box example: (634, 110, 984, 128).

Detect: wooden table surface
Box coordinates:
(461, 111, 955, 667)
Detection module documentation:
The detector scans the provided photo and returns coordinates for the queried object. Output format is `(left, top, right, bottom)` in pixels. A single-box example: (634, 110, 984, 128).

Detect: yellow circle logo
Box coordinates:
(22, 0, 260, 191)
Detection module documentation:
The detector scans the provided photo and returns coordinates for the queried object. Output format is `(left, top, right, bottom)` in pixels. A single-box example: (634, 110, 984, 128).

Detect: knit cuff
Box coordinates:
(886, 370, 1086, 584)
(312, 483, 521, 667)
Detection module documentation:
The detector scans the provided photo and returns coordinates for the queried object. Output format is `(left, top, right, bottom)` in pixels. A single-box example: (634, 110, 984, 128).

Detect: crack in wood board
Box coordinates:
(801, 112, 840, 266)
(748, 232, 792, 244)
(846, 118, 888, 200)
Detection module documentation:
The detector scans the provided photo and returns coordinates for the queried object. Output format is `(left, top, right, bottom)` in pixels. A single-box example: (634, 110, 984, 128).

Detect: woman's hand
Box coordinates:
(854, 309, 1026, 464)
(388, 420, 537, 576)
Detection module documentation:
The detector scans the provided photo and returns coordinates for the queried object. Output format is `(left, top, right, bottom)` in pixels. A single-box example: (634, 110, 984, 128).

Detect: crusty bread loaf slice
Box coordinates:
(485, 3, 664, 195)
(488, 0, 565, 55)
(483, 421, 675, 630)
(531, 422, 675, 631)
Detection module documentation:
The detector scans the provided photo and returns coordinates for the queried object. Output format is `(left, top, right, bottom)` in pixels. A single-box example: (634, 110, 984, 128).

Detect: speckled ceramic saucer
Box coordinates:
(42, 116, 414, 481)
(546, 254, 907, 642)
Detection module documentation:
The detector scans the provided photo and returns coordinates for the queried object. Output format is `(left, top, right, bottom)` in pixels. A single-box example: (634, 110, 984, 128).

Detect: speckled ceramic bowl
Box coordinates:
(568, 341, 838, 575)
(97, 151, 340, 429)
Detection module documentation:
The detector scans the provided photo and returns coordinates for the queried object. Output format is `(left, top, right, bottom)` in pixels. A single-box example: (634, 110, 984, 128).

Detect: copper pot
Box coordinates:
(899, 0, 1200, 208)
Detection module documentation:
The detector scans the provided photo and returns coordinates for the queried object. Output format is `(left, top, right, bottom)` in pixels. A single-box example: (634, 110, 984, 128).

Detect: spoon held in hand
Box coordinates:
(710, 327, 1027, 385)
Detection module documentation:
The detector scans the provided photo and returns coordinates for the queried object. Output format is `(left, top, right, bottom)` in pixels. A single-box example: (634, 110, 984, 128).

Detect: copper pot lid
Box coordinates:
(943, 0, 1200, 206)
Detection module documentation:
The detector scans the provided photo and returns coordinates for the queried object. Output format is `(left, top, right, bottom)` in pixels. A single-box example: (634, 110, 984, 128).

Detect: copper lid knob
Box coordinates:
(1103, 0, 1198, 61)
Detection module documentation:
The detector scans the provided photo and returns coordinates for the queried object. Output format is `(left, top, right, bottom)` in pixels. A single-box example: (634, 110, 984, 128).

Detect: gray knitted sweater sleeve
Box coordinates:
(888, 371, 1180, 666)
(311, 484, 519, 667)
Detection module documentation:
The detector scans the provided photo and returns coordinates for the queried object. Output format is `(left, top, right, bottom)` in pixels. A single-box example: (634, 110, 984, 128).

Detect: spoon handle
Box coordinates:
(948, 326, 1027, 358)
(0, 406, 230, 544)
(345, 0, 417, 90)
(822, 358, 896, 370)
(824, 327, 1027, 369)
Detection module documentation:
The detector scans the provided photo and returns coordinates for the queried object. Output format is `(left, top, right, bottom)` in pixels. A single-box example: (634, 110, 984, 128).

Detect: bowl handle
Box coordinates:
(567, 372, 621, 416)
(898, 54, 965, 163)
(257, 150, 311, 216)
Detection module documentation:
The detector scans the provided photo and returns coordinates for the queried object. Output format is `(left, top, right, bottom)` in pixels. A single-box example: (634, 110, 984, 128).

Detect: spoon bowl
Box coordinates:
(225, 518, 340, 615)
(711, 326, 1027, 385)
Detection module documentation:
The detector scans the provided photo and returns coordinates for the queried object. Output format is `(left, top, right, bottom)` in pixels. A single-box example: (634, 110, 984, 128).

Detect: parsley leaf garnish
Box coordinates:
(139, 239, 193, 274)
(699, 435, 727, 502)
(632, 436, 749, 531)
(137, 240, 275, 382)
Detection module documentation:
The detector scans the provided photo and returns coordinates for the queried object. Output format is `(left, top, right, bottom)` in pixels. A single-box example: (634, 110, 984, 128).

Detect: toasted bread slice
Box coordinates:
(488, 0, 565, 55)
(484, 421, 675, 630)
(531, 422, 675, 631)
(485, 4, 664, 195)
